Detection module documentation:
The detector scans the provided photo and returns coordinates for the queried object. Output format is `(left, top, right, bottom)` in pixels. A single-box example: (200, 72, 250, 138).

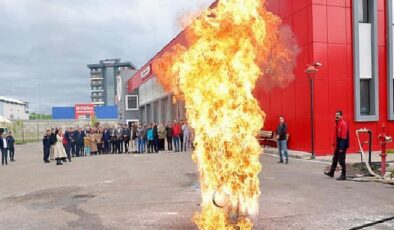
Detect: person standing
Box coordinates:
(54, 129, 67, 165)
(74, 128, 82, 157)
(84, 133, 91, 156)
(0, 132, 8, 166)
(166, 123, 173, 152)
(179, 120, 184, 151)
(276, 116, 289, 164)
(325, 111, 349, 181)
(69, 127, 76, 157)
(172, 121, 181, 152)
(131, 123, 138, 153)
(153, 123, 159, 153)
(90, 129, 98, 155)
(50, 129, 56, 160)
(6, 131, 15, 162)
(64, 128, 73, 161)
(110, 126, 117, 154)
(103, 127, 111, 154)
(146, 125, 154, 153)
(182, 122, 190, 152)
(157, 123, 166, 153)
(42, 130, 52, 163)
(117, 125, 124, 153)
(137, 124, 145, 154)
(79, 128, 86, 156)
(95, 129, 103, 155)
(61, 129, 69, 162)
(123, 124, 131, 153)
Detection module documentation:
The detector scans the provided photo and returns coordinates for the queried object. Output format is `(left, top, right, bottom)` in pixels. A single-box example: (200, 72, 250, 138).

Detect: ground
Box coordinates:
(0, 143, 393, 230)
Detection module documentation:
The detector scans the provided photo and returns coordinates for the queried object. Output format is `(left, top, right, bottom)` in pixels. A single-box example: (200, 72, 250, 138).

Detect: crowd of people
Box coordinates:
(42, 120, 193, 166)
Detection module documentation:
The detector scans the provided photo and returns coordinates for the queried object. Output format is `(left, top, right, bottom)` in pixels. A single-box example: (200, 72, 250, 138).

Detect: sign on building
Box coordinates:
(75, 104, 95, 120)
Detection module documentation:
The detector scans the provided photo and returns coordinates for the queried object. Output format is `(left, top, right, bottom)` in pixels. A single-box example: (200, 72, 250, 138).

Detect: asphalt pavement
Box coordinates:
(0, 143, 392, 230)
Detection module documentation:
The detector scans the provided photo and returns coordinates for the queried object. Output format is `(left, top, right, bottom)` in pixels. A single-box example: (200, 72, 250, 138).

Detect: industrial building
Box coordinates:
(0, 96, 29, 120)
(127, 0, 394, 155)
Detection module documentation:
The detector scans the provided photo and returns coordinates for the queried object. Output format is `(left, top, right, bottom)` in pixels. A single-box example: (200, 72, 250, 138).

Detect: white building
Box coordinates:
(0, 96, 29, 120)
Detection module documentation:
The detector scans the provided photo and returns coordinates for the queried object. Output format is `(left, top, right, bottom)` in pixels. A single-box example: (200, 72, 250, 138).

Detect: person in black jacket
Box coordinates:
(43, 130, 52, 163)
(6, 131, 15, 162)
(50, 129, 57, 160)
(276, 116, 289, 164)
(74, 128, 83, 157)
(0, 132, 9, 165)
(123, 124, 131, 153)
(153, 123, 159, 153)
(165, 123, 173, 152)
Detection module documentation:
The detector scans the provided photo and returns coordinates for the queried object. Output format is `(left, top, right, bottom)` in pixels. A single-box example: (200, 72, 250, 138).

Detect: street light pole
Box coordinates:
(306, 63, 322, 160)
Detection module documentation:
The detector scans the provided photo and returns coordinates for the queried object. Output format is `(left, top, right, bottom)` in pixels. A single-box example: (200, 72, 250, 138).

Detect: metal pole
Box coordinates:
(310, 77, 316, 159)
(368, 130, 372, 165)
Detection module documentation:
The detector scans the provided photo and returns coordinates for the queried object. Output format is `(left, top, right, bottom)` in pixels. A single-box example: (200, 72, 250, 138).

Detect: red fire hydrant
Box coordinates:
(378, 124, 392, 177)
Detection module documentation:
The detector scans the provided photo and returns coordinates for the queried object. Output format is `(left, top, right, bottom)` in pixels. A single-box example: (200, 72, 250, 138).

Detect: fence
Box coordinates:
(4, 119, 118, 144)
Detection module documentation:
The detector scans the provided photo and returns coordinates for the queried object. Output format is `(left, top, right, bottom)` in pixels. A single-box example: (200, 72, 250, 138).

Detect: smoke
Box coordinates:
(257, 24, 300, 91)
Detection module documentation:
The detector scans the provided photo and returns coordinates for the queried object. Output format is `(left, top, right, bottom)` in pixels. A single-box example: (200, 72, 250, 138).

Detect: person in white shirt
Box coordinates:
(0, 132, 9, 165)
(182, 122, 190, 152)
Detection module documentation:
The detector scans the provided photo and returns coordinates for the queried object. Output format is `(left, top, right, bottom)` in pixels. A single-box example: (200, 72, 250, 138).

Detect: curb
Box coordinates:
(263, 148, 330, 161)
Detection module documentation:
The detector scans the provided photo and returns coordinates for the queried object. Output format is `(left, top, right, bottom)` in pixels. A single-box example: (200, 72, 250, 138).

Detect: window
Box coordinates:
(353, 0, 378, 121)
(360, 79, 371, 115)
(126, 95, 138, 111)
(105, 67, 115, 105)
(358, 0, 370, 23)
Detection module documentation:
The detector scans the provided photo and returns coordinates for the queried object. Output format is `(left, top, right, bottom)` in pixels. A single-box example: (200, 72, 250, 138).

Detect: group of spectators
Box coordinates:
(42, 120, 193, 165)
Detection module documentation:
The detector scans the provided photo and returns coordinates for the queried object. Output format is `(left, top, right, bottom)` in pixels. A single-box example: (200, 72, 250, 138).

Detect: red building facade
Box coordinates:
(129, 0, 394, 155)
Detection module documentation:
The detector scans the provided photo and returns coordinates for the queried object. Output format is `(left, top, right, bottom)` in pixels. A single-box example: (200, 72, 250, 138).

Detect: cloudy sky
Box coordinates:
(0, 0, 212, 113)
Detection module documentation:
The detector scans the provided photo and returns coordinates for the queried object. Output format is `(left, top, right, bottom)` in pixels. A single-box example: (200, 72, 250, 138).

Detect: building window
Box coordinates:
(353, 0, 378, 121)
(358, 0, 370, 23)
(126, 95, 138, 111)
(360, 79, 371, 115)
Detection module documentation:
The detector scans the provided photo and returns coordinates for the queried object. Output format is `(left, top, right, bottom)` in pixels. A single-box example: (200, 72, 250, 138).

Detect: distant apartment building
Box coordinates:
(0, 96, 29, 120)
(87, 59, 136, 107)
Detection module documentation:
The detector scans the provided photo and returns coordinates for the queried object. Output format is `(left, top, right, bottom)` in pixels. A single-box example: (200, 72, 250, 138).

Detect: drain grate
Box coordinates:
(73, 194, 95, 199)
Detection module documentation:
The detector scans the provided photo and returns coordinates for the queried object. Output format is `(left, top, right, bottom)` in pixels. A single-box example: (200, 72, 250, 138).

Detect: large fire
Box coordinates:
(153, 0, 297, 229)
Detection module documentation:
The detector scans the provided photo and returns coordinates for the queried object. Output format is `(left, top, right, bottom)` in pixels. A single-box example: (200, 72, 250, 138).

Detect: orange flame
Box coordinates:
(153, 0, 297, 229)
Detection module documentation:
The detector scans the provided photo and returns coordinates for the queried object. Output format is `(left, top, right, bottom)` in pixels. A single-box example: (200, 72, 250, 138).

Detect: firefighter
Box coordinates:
(324, 111, 349, 181)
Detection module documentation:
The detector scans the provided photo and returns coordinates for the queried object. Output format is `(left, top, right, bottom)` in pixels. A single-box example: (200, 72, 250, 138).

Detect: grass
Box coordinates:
(15, 140, 40, 145)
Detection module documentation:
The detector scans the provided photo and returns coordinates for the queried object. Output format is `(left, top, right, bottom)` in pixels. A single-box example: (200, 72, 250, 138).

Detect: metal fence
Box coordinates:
(4, 119, 118, 144)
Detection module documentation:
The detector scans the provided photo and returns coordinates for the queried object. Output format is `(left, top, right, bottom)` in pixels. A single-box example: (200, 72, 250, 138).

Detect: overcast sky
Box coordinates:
(0, 0, 212, 113)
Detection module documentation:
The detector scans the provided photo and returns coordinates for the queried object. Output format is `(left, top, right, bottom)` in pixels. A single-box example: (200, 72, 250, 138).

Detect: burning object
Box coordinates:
(153, 0, 298, 229)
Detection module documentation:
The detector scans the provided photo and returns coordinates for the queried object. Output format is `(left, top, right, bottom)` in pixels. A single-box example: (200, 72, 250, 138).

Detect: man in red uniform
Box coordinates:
(172, 120, 182, 152)
(324, 111, 349, 181)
